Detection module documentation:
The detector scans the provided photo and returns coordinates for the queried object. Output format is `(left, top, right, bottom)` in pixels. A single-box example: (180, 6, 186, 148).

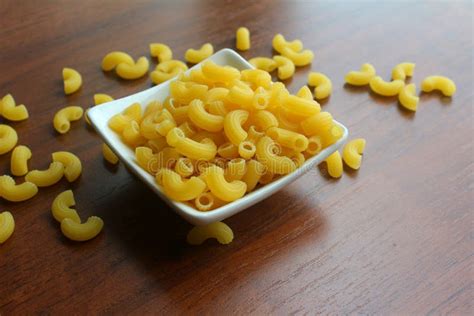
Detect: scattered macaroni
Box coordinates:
(308, 72, 332, 99)
(102, 143, 119, 164)
(280, 47, 314, 67)
(62, 67, 82, 95)
(51, 190, 81, 223)
(236, 27, 250, 51)
(185, 43, 214, 64)
(342, 138, 366, 170)
(0, 211, 15, 244)
(399, 83, 419, 111)
(272, 34, 303, 53)
(421, 75, 456, 96)
(150, 60, 188, 84)
(186, 221, 234, 245)
(52, 151, 82, 182)
(115, 56, 149, 80)
(60, 216, 104, 242)
(94, 93, 114, 105)
(149, 43, 173, 62)
(249, 57, 277, 72)
(101, 51, 134, 71)
(325, 151, 343, 178)
(25, 161, 64, 187)
(345, 63, 376, 86)
(391, 62, 415, 81)
(0, 175, 38, 202)
(0, 94, 29, 121)
(369, 76, 404, 96)
(11, 145, 32, 176)
(53, 106, 84, 134)
(273, 55, 295, 80)
(0, 124, 18, 155)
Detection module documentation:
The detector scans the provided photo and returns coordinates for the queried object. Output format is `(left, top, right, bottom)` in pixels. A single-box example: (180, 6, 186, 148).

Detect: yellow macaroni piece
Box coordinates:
(272, 34, 303, 53)
(345, 63, 376, 86)
(224, 110, 249, 145)
(149, 43, 173, 62)
(101, 51, 134, 71)
(175, 157, 194, 177)
(208, 100, 229, 117)
(0, 175, 38, 202)
(253, 110, 278, 131)
(301, 111, 333, 136)
(51, 190, 81, 223)
(282, 94, 320, 117)
(160, 169, 206, 201)
(246, 125, 265, 143)
(0, 124, 18, 155)
(52, 151, 82, 182)
(61, 216, 104, 242)
(256, 136, 296, 174)
(62, 67, 82, 95)
(53, 106, 84, 134)
(266, 127, 309, 152)
(308, 72, 332, 99)
(421, 75, 456, 96)
(238, 141, 256, 159)
(280, 46, 314, 67)
(166, 127, 217, 160)
(392, 62, 415, 81)
(115, 56, 149, 80)
(201, 60, 241, 84)
(217, 142, 239, 159)
(342, 138, 366, 170)
(249, 57, 277, 72)
(241, 159, 265, 192)
(186, 221, 234, 245)
(0, 94, 29, 121)
(194, 192, 218, 211)
(11, 145, 32, 176)
(325, 151, 343, 178)
(150, 60, 188, 84)
(273, 55, 295, 80)
(369, 77, 404, 96)
(135, 146, 159, 174)
(188, 99, 224, 132)
(192, 130, 226, 146)
(102, 143, 119, 164)
(224, 158, 247, 181)
(203, 166, 246, 202)
(306, 135, 323, 155)
(259, 169, 274, 184)
(123, 121, 146, 147)
(185, 43, 214, 64)
(25, 161, 64, 187)
(0, 211, 15, 244)
(236, 27, 250, 51)
(94, 93, 114, 105)
(398, 83, 419, 111)
(296, 86, 313, 100)
(241, 69, 272, 89)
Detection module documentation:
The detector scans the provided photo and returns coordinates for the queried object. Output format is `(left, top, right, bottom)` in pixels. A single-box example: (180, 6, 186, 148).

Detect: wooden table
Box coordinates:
(1, 0, 472, 314)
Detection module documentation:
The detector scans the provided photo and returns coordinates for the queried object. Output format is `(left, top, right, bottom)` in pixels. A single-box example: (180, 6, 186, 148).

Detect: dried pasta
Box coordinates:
(308, 72, 332, 99)
(345, 63, 376, 86)
(342, 138, 366, 170)
(0, 94, 29, 121)
(236, 27, 250, 51)
(0, 124, 18, 155)
(51, 190, 81, 223)
(61, 216, 104, 242)
(25, 161, 64, 187)
(369, 76, 404, 96)
(102, 51, 148, 80)
(150, 60, 188, 84)
(185, 43, 214, 64)
(203, 165, 246, 202)
(0, 175, 38, 202)
(52, 151, 82, 182)
(186, 221, 234, 245)
(11, 145, 32, 176)
(421, 75, 456, 96)
(0, 211, 15, 244)
(273, 55, 295, 80)
(62, 67, 82, 95)
(53, 106, 84, 134)
(398, 83, 419, 111)
(249, 57, 277, 72)
(102, 143, 119, 164)
(272, 34, 303, 53)
(325, 151, 343, 178)
(150, 43, 173, 62)
(391, 62, 415, 81)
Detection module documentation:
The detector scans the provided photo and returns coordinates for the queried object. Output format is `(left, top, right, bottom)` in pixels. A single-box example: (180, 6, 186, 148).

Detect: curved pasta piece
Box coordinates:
(249, 57, 277, 72)
(241, 159, 265, 192)
(236, 27, 250, 51)
(192, 130, 227, 147)
(170, 81, 208, 104)
(246, 125, 265, 144)
(273, 55, 295, 80)
(391, 62, 415, 81)
(306, 135, 323, 155)
(241, 69, 271, 89)
(325, 151, 343, 178)
(345, 63, 376, 86)
(101, 51, 134, 71)
(224, 158, 247, 182)
(282, 94, 320, 117)
(217, 142, 239, 159)
(149, 43, 173, 62)
(161, 169, 206, 201)
(150, 60, 188, 84)
(175, 157, 194, 177)
(62, 67, 82, 95)
(94, 93, 114, 105)
(166, 128, 217, 160)
(238, 141, 256, 159)
(342, 138, 366, 170)
(186, 221, 234, 245)
(60, 216, 104, 242)
(280, 47, 314, 66)
(0, 94, 29, 121)
(398, 83, 419, 111)
(0, 175, 38, 202)
(272, 34, 303, 53)
(251, 87, 270, 110)
(185, 43, 214, 64)
(53, 106, 84, 134)
(52, 151, 82, 182)
(256, 136, 296, 174)
(194, 192, 218, 211)
(102, 143, 119, 164)
(188, 99, 224, 132)
(296, 86, 313, 100)
(51, 190, 81, 223)
(0, 211, 15, 244)
(122, 120, 147, 147)
(203, 166, 246, 202)
(308, 72, 332, 99)
(11, 145, 32, 176)
(224, 110, 249, 145)
(227, 84, 254, 109)
(369, 76, 404, 96)
(421, 75, 456, 96)
(253, 110, 278, 131)
(201, 60, 241, 83)
(266, 127, 309, 152)
(115, 56, 149, 80)
(0, 124, 18, 155)
(25, 161, 64, 187)
(301, 111, 333, 136)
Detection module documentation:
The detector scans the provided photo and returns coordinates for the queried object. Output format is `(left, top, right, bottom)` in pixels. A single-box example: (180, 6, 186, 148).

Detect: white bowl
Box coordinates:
(88, 48, 348, 225)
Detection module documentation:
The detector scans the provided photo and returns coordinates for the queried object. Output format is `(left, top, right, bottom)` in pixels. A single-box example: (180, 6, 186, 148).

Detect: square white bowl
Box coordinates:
(88, 48, 348, 225)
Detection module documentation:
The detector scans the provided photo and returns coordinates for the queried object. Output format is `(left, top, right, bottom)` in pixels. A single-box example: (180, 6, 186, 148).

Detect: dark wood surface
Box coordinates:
(1, 0, 472, 314)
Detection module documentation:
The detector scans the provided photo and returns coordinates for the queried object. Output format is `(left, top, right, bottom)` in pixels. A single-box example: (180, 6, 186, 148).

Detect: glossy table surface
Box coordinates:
(0, 0, 472, 314)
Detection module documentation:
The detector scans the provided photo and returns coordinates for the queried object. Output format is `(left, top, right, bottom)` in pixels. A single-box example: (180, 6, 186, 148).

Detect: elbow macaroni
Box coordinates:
(115, 56, 149, 80)
(52, 151, 82, 182)
(392, 62, 415, 81)
(369, 76, 404, 96)
(398, 83, 419, 111)
(61, 216, 104, 242)
(188, 99, 224, 132)
(203, 166, 247, 202)
(185, 43, 214, 64)
(272, 34, 303, 53)
(280, 47, 314, 67)
(149, 43, 173, 62)
(256, 136, 296, 174)
(0, 211, 15, 244)
(166, 127, 216, 160)
(25, 161, 64, 187)
(51, 190, 81, 223)
(325, 151, 343, 178)
(421, 75, 456, 96)
(224, 110, 249, 145)
(53, 106, 84, 134)
(0, 124, 18, 155)
(151, 60, 188, 84)
(308, 72, 332, 99)
(342, 138, 366, 170)
(160, 168, 206, 201)
(187, 221, 234, 245)
(11, 145, 32, 176)
(62, 68, 82, 95)
(273, 55, 295, 80)
(249, 57, 277, 72)
(0, 94, 29, 121)
(345, 63, 376, 86)
(0, 175, 38, 202)
(102, 143, 119, 164)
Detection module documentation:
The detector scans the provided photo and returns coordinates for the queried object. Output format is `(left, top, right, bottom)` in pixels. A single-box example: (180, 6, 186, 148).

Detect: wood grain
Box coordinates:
(0, 0, 473, 314)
